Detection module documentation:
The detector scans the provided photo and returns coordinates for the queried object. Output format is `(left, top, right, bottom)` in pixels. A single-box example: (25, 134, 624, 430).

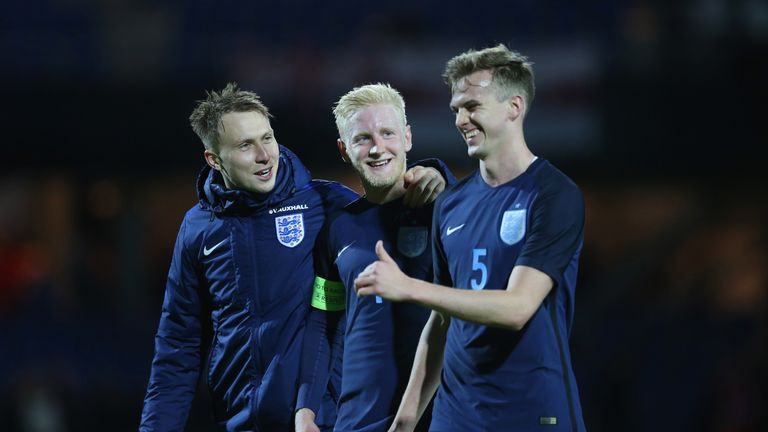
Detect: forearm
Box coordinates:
(297, 308, 338, 412)
(392, 312, 448, 430)
(140, 332, 202, 430)
(404, 272, 543, 331)
(357, 248, 549, 330)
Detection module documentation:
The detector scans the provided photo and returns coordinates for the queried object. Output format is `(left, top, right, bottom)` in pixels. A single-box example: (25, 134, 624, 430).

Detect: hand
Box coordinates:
(354, 241, 411, 302)
(403, 166, 445, 208)
(295, 408, 321, 432)
(388, 416, 417, 432)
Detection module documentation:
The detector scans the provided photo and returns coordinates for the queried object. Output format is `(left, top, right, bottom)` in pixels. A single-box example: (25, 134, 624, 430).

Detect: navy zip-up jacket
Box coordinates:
(140, 146, 357, 431)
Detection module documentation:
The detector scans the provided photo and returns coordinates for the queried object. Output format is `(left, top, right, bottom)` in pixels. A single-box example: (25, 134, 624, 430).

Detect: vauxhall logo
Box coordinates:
(269, 204, 309, 215)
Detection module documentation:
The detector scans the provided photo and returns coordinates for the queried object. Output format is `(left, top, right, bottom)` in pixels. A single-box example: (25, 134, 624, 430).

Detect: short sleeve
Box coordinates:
(516, 176, 584, 288)
(431, 194, 454, 287)
(311, 216, 346, 311)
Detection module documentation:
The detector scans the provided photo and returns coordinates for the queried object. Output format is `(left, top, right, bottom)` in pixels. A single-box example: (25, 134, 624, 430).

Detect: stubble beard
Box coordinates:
(357, 156, 406, 192)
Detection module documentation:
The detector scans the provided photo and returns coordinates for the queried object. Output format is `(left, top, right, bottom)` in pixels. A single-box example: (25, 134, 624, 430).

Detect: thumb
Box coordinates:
(375, 240, 394, 263)
(403, 170, 414, 186)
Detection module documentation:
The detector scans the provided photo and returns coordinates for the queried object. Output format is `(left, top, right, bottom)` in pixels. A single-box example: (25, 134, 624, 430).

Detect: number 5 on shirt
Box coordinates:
(471, 248, 487, 290)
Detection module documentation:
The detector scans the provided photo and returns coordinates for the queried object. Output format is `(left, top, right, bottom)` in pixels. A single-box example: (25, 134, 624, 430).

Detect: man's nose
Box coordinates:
(254, 145, 271, 163)
(455, 109, 469, 129)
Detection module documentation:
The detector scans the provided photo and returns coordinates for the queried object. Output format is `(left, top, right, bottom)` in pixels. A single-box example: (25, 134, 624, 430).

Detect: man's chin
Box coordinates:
(467, 146, 486, 160)
(362, 174, 397, 190)
(248, 181, 277, 195)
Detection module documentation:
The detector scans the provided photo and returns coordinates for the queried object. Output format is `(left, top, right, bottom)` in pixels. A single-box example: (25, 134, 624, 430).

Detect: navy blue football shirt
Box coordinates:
(308, 196, 435, 432)
(430, 158, 586, 431)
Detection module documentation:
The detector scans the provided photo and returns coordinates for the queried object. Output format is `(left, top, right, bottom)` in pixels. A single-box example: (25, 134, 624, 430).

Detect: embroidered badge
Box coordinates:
(500, 209, 526, 245)
(397, 226, 428, 258)
(275, 213, 304, 248)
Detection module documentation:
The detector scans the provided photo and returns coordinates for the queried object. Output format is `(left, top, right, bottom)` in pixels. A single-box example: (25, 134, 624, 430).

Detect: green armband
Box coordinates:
(311, 276, 346, 311)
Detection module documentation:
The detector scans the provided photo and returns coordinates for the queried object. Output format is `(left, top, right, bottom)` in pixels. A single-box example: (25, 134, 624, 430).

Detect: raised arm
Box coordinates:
(355, 242, 551, 330)
(355, 180, 583, 330)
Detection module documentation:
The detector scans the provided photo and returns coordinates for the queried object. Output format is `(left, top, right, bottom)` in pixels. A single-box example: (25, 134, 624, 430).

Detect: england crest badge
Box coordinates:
(397, 226, 428, 258)
(275, 213, 304, 248)
(500, 209, 526, 245)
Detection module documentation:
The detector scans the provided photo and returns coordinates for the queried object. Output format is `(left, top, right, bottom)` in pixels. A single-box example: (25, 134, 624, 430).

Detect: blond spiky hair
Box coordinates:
(333, 83, 407, 142)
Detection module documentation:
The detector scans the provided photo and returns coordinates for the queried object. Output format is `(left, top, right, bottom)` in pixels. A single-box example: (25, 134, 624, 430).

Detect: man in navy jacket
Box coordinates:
(139, 83, 444, 431)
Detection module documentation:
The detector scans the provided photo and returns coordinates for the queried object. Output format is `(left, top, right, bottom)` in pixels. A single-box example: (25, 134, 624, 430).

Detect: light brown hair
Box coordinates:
(189, 82, 272, 150)
(444, 44, 535, 116)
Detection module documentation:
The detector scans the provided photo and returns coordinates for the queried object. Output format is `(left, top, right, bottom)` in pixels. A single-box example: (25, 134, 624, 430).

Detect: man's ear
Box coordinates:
(204, 149, 221, 170)
(404, 125, 413, 152)
(508, 95, 525, 121)
(337, 138, 350, 163)
(507, 95, 525, 121)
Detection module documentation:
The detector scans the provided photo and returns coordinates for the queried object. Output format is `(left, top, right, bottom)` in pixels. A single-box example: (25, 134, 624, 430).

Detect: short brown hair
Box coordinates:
(443, 44, 535, 116)
(189, 82, 272, 150)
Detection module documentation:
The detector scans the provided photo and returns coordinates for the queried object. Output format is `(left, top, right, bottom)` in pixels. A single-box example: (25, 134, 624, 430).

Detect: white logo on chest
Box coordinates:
(203, 239, 226, 256)
(500, 209, 526, 245)
(269, 204, 309, 215)
(275, 213, 305, 248)
(446, 224, 465, 236)
(336, 242, 355, 260)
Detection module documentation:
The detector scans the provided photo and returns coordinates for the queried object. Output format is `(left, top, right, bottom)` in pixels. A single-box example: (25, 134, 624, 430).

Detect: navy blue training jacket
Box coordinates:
(140, 146, 357, 431)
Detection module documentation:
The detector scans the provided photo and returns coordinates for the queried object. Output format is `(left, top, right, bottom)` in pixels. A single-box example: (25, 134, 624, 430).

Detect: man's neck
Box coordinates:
(363, 178, 407, 205)
(479, 139, 535, 187)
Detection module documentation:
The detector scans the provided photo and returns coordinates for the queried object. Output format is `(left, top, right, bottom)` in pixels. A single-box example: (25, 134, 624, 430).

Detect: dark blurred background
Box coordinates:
(1, 0, 767, 431)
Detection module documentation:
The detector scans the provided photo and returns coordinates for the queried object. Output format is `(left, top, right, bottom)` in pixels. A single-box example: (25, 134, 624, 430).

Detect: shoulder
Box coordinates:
(531, 160, 580, 194)
(170, 205, 211, 254)
(325, 196, 369, 234)
(529, 160, 584, 215)
(308, 180, 359, 215)
(434, 170, 477, 212)
(273, 179, 357, 216)
(308, 179, 359, 203)
(182, 204, 209, 232)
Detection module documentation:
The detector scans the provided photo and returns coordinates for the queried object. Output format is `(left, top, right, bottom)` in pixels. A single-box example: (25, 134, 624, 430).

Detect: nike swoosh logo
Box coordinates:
(446, 224, 465, 236)
(203, 239, 227, 256)
(336, 242, 355, 259)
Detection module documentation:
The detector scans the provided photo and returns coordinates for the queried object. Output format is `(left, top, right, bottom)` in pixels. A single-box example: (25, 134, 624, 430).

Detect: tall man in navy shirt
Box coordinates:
(295, 84, 454, 432)
(355, 45, 587, 431)
(140, 83, 444, 431)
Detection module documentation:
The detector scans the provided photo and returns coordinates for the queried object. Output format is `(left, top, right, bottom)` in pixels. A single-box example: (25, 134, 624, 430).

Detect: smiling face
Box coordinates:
(450, 69, 519, 160)
(338, 103, 412, 195)
(204, 110, 280, 194)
